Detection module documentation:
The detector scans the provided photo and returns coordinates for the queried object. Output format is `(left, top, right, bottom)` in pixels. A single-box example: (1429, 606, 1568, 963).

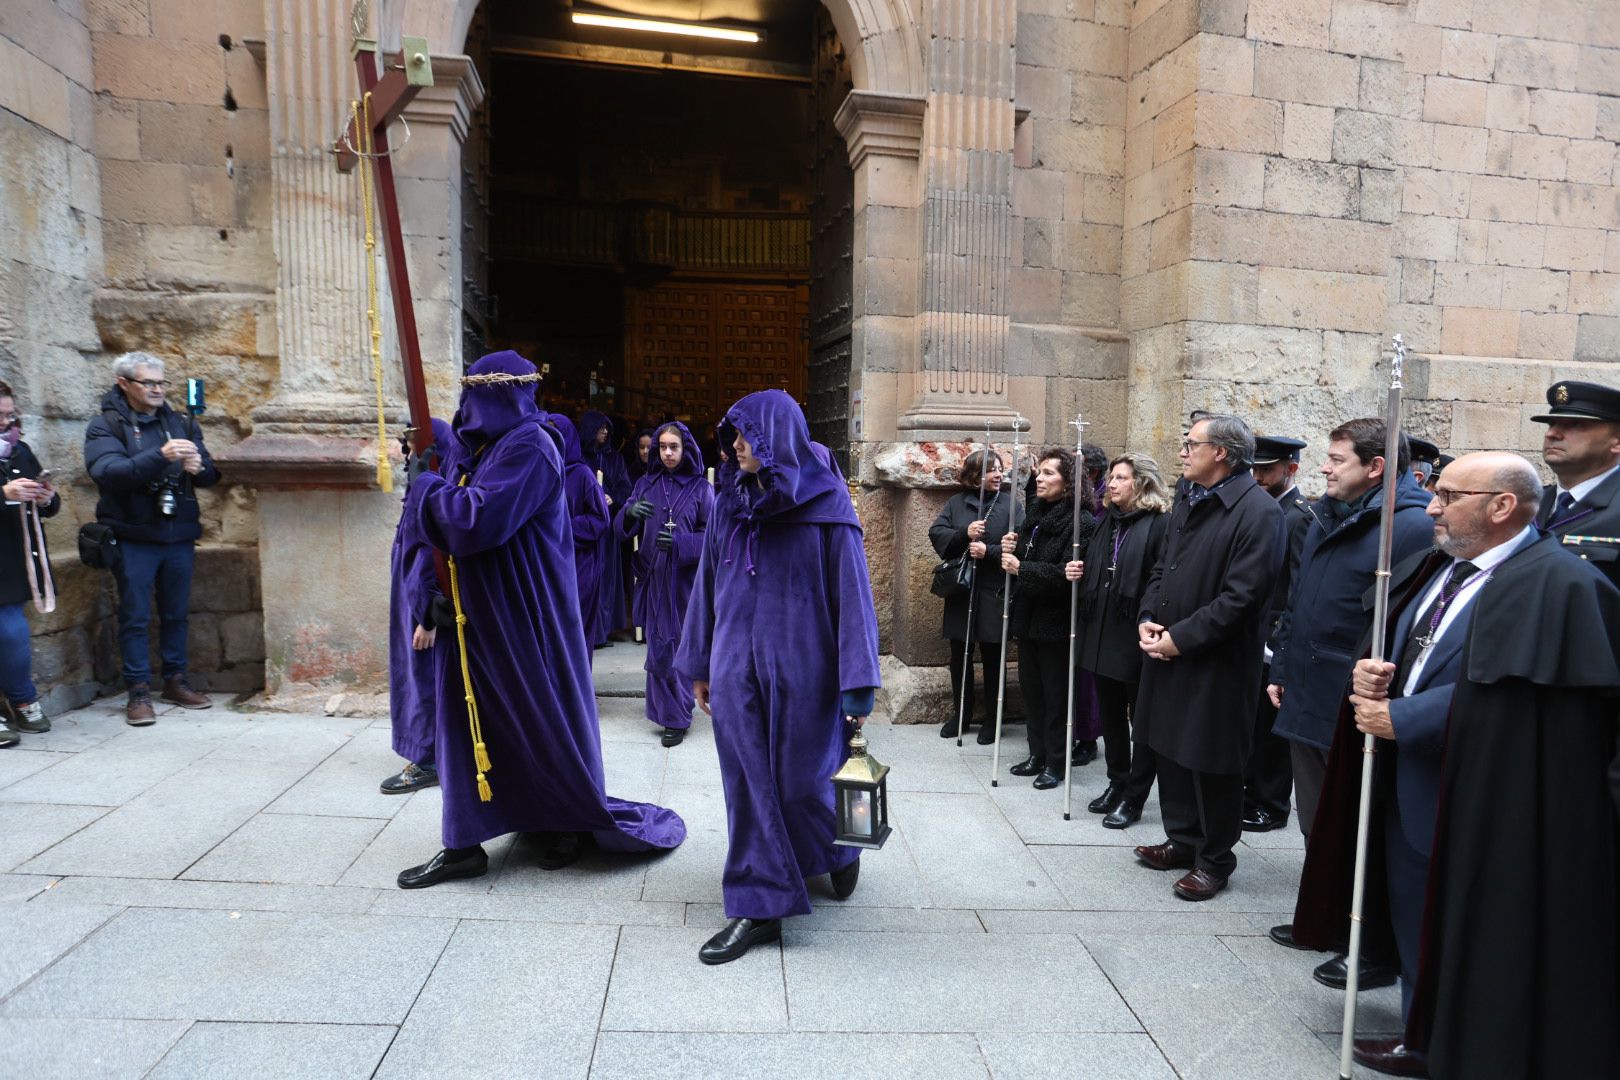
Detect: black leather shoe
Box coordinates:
(1102, 801, 1143, 829)
(1268, 923, 1323, 951)
(1240, 806, 1287, 832)
(1009, 755, 1044, 777)
(975, 723, 998, 745)
(1352, 1037, 1430, 1077)
(397, 847, 488, 889)
(536, 831, 587, 871)
(1070, 740, 1097, 766)
(1088, 783, 1123, 814)
(1032, 767, 1062, 789)
(661, 727, 686, 747)
(939, 716, 964, 738)
(1313, 952, 1398, 990)
(380, 762, 439, 794)
(698, 917, 782, 965)
(830, 857, 860, 900)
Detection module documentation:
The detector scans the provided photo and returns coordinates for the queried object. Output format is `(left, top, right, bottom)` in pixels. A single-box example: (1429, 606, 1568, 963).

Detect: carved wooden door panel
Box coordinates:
(808, 7, 855, 472)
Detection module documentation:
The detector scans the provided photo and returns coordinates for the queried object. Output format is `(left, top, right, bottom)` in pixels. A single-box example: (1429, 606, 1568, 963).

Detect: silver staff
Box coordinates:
(1062, 413, 1088, 820)
(955, 419, 996, 747)
(1339, 334, 1406, 1078)
(990, 414, 1028, 787)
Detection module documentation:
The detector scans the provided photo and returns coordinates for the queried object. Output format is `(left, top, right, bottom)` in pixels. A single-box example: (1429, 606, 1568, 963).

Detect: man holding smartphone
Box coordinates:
(84, 353, 220, 724)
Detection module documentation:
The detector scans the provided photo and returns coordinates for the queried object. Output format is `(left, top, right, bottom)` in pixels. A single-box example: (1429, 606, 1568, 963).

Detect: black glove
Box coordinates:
(627, 499, 656, 521)
(655, 526, 674, 552)
(406, 444, 440, 485)
(429, 595, 457, 631)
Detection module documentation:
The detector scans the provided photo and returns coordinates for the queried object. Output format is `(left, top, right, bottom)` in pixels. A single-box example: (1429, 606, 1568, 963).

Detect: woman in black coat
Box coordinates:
(0, 380, 60, 743)
(928, 449, 1010, 742)
(1067, 452, 1171, 827)
(1001, 447, 1096, 789)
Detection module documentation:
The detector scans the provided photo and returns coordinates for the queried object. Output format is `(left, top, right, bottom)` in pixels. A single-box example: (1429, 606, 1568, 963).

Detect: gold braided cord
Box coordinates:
(354, 94, 393, 493)
(447, 473, 493, 802)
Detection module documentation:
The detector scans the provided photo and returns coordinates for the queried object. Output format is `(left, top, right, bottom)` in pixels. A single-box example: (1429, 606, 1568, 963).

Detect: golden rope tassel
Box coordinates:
(353, 94, 393, 493)
(448, 474, 492, 801)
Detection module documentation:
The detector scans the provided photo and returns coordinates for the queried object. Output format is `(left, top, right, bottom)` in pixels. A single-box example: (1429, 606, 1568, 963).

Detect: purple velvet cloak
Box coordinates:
(549, 414, 612, 648)
(407, 352, 684, 852)
(388, 417, 451, 763)
(580, 410, 630, 636)
(615, 421, 713, 731)
(676, 389, 881, 919)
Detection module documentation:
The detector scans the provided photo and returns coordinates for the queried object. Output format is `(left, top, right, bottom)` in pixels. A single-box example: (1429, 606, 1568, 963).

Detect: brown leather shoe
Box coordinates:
(1352, 1037, 1430, 1077)
(126, 684, 156, 726)
(1133, 841, 1195, 871)
(161, 676, 212, 710)
(1172, 867, 1228, 901)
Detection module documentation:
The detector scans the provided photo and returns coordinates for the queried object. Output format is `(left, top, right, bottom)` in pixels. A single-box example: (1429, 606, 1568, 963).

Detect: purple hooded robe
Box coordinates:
(549, 414, 612, 648)
(405, 352, 685, 853)
(615, 421, 713, 732)
(675, 390, 882, 920)
(388, 416, 451, 764)
(579, 410, 630, 636)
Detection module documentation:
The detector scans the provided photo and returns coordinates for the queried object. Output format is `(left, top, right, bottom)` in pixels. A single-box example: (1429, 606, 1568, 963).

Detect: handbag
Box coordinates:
(77, 522, 121, 570)
(930, 552, 974, 599)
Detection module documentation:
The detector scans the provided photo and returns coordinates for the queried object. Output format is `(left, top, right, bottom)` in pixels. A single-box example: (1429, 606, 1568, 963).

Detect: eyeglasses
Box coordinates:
(1430, 488, 1506, 507)
(1180, 439, 1213, 453)
(0, 413, 17, 425)
(122, 378, 168, 390)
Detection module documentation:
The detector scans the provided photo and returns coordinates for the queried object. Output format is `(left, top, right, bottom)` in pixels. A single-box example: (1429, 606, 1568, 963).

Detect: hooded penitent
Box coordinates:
(616, 421, 714, 732)
(405, 351, 684, 853)
(549, 413, 613, 648)
(676, 389, 880, 919)
(579, 409, 630, 637)
(388, 416, 451, 765)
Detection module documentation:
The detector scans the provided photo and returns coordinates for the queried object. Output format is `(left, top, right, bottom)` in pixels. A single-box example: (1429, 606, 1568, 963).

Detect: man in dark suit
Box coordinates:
(1241, 435, 1311, 832)
(1532, 379, 1620, 584)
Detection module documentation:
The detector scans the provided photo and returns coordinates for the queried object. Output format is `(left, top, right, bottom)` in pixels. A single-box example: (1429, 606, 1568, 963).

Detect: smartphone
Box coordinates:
(186, 378, 207, 414)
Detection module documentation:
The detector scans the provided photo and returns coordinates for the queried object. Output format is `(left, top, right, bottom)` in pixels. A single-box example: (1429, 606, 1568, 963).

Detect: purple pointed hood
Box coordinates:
(724, 389, 859, 528)
(453, 351, 542, 450)
(547, 413, 586, 466)
(578, 410, 614, 459)
(648, 420, 704, 484)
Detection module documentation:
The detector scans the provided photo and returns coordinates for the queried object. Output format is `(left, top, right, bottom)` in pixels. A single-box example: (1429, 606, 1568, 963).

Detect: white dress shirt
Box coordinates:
(1401, 525, 1538, 696)
(1554, 460, 1620, 507)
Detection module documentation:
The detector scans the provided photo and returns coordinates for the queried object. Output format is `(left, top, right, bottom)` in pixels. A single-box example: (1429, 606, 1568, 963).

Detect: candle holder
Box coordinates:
(831, 729, 891, 849)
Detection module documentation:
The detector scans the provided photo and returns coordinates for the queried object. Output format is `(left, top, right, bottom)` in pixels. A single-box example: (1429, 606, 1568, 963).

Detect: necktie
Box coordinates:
(1547, 490, 1577, 527)
(1393, 560, 1479, 693)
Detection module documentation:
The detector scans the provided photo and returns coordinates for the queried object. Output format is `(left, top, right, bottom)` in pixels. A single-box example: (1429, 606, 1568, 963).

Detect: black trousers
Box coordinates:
(1157, 757, 1244, 878)
(1096, 673, 1156, 805)
(1291, 742, 1330, 841)
(1018, 637, 1070, 765)
(1385, 801, 1429, 1024)
(1243, 667, 1293, 820)
(947, 637, 1003, 729)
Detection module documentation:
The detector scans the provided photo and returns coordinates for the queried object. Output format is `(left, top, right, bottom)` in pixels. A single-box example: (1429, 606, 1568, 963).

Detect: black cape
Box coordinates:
(1403, 534, 1620, 1078)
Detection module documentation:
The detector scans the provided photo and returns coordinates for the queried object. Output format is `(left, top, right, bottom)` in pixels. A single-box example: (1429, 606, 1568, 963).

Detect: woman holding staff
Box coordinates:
(928, 446, 1010, 743)
(616, 422, 714, 747)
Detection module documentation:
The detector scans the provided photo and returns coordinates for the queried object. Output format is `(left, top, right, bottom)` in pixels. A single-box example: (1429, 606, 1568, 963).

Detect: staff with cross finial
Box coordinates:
(989, 414, 1028, 786)
(954, 418, 997, 747)
(1062, 413, 1089, 820)
(1338, 334, 1407, 1078)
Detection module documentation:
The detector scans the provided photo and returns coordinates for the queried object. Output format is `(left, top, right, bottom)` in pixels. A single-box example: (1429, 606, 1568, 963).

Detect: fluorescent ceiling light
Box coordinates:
(572, 12, 762, 44)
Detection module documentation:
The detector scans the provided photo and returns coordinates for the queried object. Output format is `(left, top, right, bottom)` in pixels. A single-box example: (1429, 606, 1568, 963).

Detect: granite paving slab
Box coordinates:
(0, 747, 72, 791)
(1220, 932, 1403, 1036)
(783, 930, 1138, 1034)
(899, 792, 1068, 910)
(0, 801, 111, 872)
(370, 887, 686, 927)
(10, 707, 150, 752)
(334, 784, 515, 891)
(991, 768, 1165, 846)
(376, 920, 619, 1080)
(1, 908, 454, 1024)
(682, 902, 984, 935)
(0, 872, 57, 902)
(588, 1032, 991, 1080)
(0, 732, 231, 807)
(32, 875, 379, 915)
(492, 832, 657, 901)
(181, 812, 385, 886)
(263, 725, 417, 819)
(980, 906, 1270, 937)
(0, 900, 122, 998)
(0, 1017, 189, 1079)
(599, 740, 669, 802)
(601, 926, 789, 1032)
(145, 1020, 398, 1079)
(975, 1032, 1180, 1079)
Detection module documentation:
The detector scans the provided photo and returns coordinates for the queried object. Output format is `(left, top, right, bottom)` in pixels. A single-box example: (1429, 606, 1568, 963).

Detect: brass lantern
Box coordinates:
(831, 730, 891, 849)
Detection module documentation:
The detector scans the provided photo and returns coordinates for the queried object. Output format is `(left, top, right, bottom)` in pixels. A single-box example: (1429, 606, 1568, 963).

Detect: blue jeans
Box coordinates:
(113, 539, 196, 687)
(0, 602, 38, 706)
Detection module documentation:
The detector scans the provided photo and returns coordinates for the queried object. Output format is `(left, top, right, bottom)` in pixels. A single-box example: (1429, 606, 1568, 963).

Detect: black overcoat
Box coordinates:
(1076, 505, 1169, 684)
(1134, 471, 1284, 774)
(0, 441, 61, 608)
(1007, 495, 1094, 642)
(928, 487, 1011, 642)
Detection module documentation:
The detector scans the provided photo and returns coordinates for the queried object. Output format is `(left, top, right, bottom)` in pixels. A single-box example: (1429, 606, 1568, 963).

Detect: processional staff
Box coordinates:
(955, 419, 995, 748)
(1061, 413, 1088, 820)
(989, 414, 1028, 787)
(1338, 333, 1407, 1078)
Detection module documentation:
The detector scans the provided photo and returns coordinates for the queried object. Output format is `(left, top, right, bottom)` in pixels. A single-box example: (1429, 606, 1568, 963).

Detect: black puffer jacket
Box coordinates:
(1008, 495, 1095, 641)
(83, 387, 219, 544)
(0, 441, 61, 607)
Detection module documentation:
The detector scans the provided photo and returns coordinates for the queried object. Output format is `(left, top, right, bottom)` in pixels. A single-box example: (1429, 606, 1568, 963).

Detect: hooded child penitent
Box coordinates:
(387, 416, 451, 771)
(579, 409, 631, 639)
(549, 413, 613, 649)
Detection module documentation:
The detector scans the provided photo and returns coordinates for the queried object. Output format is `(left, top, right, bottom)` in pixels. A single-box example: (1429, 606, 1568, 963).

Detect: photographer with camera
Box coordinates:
(84, 353, 219, 724)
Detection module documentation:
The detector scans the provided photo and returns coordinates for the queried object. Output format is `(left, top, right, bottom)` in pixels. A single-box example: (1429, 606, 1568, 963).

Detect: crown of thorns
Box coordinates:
(459, 371, 544, 387)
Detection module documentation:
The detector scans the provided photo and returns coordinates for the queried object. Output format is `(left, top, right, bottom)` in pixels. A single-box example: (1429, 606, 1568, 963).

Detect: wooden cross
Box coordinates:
(333, 31, 436, 454)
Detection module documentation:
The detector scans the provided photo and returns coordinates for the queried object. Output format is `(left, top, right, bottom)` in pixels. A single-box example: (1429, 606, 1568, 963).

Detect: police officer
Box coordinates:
(1531, 380, 1620, 585)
